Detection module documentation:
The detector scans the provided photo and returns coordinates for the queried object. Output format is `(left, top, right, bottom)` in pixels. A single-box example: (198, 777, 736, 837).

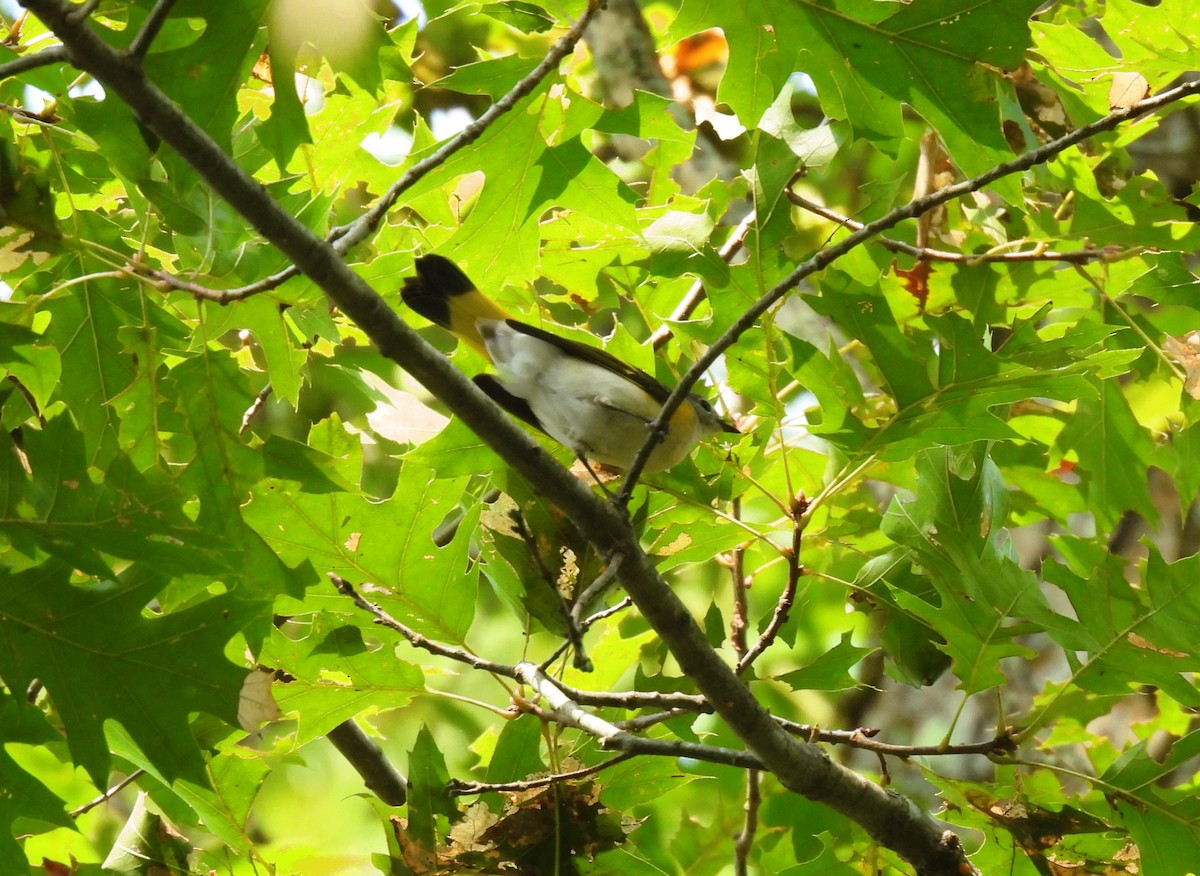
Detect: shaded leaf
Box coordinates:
(0, 562, 254, 785)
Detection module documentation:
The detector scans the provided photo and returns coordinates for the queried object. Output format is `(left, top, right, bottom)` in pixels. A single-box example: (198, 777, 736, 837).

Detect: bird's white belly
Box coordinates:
(481, 321, 688, 469)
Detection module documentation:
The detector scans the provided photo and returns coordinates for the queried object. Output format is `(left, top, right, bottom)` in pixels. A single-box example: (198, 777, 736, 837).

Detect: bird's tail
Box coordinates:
(401, 255, 510, 358)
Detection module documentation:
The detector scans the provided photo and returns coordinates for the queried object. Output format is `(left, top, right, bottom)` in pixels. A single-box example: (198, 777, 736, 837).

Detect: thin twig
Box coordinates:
(128, 0, 177, 58)
(330, 0, 605, 257)
(136, 259, 303, 304)
(147, 0, 605, 303)
(123, 248, 310, 306)
(0, 44, 68, 79)
(448, 752, 634, 796)
(0, 99, 60, 123)
(554, 683, 708, 713)
(581, 595, 632, 627)
(69, 770, 145, 817)
(507, 508, 592, 671)
(539, 593, 633, 670)
(614, 708, 689, 732)
(616, 76, 1200, 502)
(649, 207, 758, 349)
(331, 573, 521, 678)
(549, 552, 625, 672)
(733, 769, 761, 876)
(788, 190, 1130, 265)
(65, 0, 100, 23)
(333, 573, 708, 712)
(567, 561, 619, 671)
(775, 718, 1017, 758)
(568, 553, 624, 630)
(737, 494, 808, 674)
(728, 498, 750, 659)
(239, 384, 272, 436)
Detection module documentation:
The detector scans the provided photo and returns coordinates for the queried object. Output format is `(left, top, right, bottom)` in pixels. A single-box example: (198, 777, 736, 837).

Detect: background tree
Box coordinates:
(2, 0, 1200, 874)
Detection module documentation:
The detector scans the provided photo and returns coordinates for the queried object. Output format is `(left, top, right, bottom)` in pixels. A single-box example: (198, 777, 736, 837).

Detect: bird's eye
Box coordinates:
(695, 398, 714, 413)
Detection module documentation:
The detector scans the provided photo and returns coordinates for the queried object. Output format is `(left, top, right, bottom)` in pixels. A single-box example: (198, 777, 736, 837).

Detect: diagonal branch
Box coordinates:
(23, 2, 980, 871)
(128, 0, 177, 59)
(329, 1, 604, 259)
(149, 0, 606, 303)
(787, 189, 1134, 265)
(65, 0, 100, 23)
(649, 206, 758, 349)
(331, 574, 521, 677)
(68, 0, 603, 304)
(615, 77, 1200, 501)
(327, 719, 408, 806)
(68, 770, 145, 817)
(333, 574, 708, 712)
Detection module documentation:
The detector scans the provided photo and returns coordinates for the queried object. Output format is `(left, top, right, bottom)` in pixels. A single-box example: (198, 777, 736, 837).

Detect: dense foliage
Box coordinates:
(2, 0, 1200, 873)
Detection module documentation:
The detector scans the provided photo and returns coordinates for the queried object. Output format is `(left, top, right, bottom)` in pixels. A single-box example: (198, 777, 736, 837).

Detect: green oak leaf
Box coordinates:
(0, 562, 254, 786)
(262, 616, 424, 744)
(671, 0, 1042, 183)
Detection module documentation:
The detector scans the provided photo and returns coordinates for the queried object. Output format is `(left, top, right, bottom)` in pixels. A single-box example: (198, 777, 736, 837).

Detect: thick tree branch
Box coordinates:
(327, 719, 408, 806)
(23, 2, 981, 871)
(114, 0, 604, 303)
(615, 76, 1200, 500)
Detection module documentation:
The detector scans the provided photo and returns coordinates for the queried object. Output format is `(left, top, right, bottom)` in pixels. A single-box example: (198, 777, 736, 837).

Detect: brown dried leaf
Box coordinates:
(1127, 631, 1189, 659)
(1164, 330, 1200, 399)
(1109, 71, 1150, 109)
(390, 817, 441, 874)
(893, 260, 933, 311)
(446, 802, 501, 854)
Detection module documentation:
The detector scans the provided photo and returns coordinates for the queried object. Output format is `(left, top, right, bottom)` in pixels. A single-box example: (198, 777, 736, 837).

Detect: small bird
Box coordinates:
(401, 255, 737, 474)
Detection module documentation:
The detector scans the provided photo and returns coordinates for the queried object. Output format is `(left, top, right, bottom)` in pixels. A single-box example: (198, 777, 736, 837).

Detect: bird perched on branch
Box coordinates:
(401, 255, 737, 474)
